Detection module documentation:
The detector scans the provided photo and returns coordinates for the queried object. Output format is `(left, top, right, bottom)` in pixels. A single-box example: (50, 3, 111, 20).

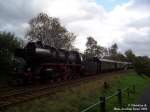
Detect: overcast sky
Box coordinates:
(0, 0, 150, 56)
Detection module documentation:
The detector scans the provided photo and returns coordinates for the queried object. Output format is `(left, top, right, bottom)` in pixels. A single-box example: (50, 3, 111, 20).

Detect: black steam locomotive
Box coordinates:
(13, 41, 132, 84)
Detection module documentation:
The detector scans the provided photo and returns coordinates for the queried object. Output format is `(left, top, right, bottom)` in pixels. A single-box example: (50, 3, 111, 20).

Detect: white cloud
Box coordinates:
(0, 0, 150, 56)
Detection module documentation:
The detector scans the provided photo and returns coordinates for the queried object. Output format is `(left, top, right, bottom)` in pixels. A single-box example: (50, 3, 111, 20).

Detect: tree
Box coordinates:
(116, 53, 127, 61)
(125, 49, 135, 62)
(84, 36, 97, 58)
(26, 13, 76, 50)
(0, 32, 21, 83)
(109, 43, 118, 60)
(95, 45, 103, 58)
(133, 56, 150, 77)
(84, 36, 106, 58)
(0, 32, 20, 53)
(95, 46, 109, 58)
(124, 49, 150, 77)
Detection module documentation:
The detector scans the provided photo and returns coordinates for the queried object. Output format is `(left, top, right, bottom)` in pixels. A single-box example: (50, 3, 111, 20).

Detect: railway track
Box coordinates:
(0, 70, 132, 110)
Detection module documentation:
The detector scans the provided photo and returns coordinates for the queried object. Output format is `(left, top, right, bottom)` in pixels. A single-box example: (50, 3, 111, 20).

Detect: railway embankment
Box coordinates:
(2, 70, 150, 112)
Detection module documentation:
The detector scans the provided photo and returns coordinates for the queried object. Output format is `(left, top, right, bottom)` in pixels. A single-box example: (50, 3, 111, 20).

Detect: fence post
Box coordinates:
(100, 96, 106, 112)
(127, 88, 130, 98)
(117, 89, 122, 106)
(132, 85, 136, 93)
(104, 81, 108, 89)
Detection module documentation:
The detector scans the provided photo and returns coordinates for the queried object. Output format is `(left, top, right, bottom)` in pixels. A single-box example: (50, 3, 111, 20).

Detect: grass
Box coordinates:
(4, 71, 150, 112)
(99, 72, 150, 112)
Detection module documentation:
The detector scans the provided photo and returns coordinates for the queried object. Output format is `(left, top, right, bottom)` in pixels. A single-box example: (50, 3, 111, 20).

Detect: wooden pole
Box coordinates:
(133, 85, 136, 93)
(127, 88, 130, 98)
(104, 81, 108, 89)
(117, 89, 122, 106)
(100, 96, 106, 112)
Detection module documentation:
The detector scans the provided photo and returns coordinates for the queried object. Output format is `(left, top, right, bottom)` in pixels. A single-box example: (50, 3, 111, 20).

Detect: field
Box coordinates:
(3, 70, 150, 112)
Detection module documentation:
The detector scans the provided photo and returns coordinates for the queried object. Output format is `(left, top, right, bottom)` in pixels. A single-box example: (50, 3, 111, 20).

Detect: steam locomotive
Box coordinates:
(13, 41, 132, 84)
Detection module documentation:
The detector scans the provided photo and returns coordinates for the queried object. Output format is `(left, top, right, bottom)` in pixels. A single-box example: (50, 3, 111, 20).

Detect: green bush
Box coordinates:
(0, 32, 21, 85)
(133, 56, 150, 77)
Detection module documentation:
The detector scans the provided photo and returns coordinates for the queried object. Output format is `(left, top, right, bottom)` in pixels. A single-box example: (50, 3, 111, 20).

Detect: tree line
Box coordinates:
(0, 12, 150, 84)
(84, 36, 150, 77)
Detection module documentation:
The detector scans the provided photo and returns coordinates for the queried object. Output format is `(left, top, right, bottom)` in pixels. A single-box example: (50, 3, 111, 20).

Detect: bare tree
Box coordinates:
(125, 49, 135, 62)
(84, 36, 97, 57)
(109, 43, 118, 60)
(84, 36, 106, 58)
(26, 13, 76, 50)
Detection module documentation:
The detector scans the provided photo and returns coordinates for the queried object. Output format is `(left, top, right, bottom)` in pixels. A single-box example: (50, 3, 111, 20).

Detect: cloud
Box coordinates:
(110, 0, 150, 56)
(127, 16, 150, 29)
(0, 0, 150, 56)
(128, 0, 150, 11)
(0, 0, 41, 37)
